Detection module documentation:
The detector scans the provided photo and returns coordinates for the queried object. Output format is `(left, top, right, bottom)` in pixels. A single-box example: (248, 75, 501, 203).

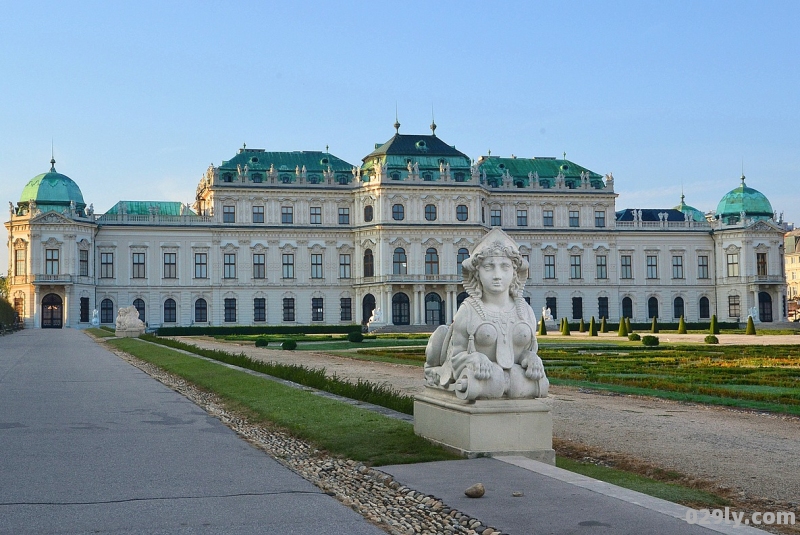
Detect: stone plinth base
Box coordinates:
(115, 329, 143, 338)
(544, 319, 558, 330)
(414, 388, 554, 464)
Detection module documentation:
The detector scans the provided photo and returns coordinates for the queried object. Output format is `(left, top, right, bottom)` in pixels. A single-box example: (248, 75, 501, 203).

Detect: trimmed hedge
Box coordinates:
(642, 335, 660, 347)
(157, 324, 361, 336)
(628, 333, 640, 341)
(704, 335, 719, 344)
(347, 331, 364, 343)
(281, 340, 298, 350)
(254, 337, 269, 347)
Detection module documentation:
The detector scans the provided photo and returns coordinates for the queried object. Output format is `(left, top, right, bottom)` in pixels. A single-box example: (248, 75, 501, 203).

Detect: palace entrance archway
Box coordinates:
(41, 293, 63, 329)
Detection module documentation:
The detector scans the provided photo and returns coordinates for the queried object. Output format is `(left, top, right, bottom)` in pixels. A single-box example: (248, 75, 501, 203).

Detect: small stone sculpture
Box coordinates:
(424, 228, 549, 400)
(541, 306, 553, 322)
(115, 305, 145, 336)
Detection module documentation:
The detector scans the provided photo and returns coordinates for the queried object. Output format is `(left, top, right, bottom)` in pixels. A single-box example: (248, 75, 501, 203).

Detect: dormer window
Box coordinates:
(251, 173, 263, 183)
(415, 140, 428, 151)
(222, 173, 233, 183)
(338, 175, 349, 185)
(422, 172, 433, 181)
(390, 172, 401, 180)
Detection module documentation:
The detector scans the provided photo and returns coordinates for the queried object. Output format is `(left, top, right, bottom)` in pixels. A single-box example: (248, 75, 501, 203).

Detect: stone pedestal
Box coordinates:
(414, 387, 554, 464)
(115, 329, 143, 338)
(544, 319, 558, 331)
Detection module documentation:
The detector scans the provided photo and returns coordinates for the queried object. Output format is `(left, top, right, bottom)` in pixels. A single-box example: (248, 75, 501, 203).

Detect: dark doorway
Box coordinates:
(759, 292, 773, 322)
(362, 294, 376, 324)
(42, 293, 63, 328)
(425, 293, 445, 325)
(392, 293, 410, 325)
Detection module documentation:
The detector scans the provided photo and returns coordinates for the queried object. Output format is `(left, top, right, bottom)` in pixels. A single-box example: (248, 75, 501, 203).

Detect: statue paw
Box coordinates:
(468, 353, 494, 380)
(521, 352, 545, 380)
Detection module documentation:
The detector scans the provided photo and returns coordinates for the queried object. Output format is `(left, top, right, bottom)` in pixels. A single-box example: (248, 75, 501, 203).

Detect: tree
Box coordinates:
(651, 316, 659, 333)
(0, 274, 8, 301)
(626, 317, 632, 333)
(710, 314, 720, 335)
(589, 316, 598, 336)
(677, 315, 687, 334)
(618, 318, 628, 337)
(746, 316, 756, 335)
(562, 318, 571, 336)
(538, 316, 547, 335)
(600, 317, 607, 333)
(579, 318, 585, 332)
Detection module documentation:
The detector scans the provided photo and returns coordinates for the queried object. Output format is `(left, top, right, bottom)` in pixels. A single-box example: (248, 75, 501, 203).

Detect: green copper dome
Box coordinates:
(19, 158, 86, 215)
(716, 175, 773, 224)
(673, 194, 706, 222)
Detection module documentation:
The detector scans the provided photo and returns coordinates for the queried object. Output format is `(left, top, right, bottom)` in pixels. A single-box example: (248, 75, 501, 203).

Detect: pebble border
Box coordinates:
(111, 346, 507, 535)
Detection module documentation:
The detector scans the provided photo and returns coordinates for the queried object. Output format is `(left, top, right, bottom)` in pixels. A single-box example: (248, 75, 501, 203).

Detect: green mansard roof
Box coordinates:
(219, 148, 355, 173)
(363, 133, 469, 161)
(477, 156, 604, 188)
(105, 201, 193, 216)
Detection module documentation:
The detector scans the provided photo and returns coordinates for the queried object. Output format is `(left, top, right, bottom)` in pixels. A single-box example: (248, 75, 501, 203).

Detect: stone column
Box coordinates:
(384, 287, 393, 325)
(63, 290, 70, 327)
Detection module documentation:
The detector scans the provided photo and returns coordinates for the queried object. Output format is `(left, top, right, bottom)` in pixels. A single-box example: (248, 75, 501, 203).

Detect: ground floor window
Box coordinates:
(571, 297, 583, 320)
(728, 295, 740, 318)
(163, 298, 176, 323)
(134, 298, 146, 322)
(392, 293, 410, 325)
(312, 298, 324, 322)
(100, 299, 114, 323)
(195, 299, 207, 322)
(598, 297, 608, 320)
(546, 297, 557, 319)
(340, 298, 352, 321)
(254, 298, 266, 322)
(283, 298, 295, 322)
(224, 298, 236, 322)
(648, 297, 659, 319)
(80, 297, 89, 323)
(699, 297, 710, 319)
(622, 297, 633, 319)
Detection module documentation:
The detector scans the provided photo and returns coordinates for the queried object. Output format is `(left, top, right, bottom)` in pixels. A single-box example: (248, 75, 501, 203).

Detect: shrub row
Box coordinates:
(559, 320, 739, 331)
(156, 324, 361, 336)
(140, 334, 413, 414)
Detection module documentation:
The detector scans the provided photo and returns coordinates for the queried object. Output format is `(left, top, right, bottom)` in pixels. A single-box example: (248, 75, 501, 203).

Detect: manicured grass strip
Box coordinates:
(141, 334, 414, 415)
(556, 457, 729, 508)
(87, 327, 115, 338)
(108, 338, 457, 466)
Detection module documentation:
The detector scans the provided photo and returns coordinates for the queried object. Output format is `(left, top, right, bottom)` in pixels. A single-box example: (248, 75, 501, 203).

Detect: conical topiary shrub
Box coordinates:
(538, 317, 547, 335)
(562, 318, 571, 336)
(618, 318, 628, 337)
(710, 314, 720, 335)
(626, 317, 632, 333)
(651, 316, 659, 333)
(677, 315, 687, 334)
(600, 317, 607, 333)
(589, 316, 598, 336)
(579, 318, 585, 332)
(746, 315, 756, 335)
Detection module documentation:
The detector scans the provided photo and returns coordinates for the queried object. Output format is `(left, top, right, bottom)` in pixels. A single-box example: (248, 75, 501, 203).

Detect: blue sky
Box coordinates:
(3, 0, 799, 273)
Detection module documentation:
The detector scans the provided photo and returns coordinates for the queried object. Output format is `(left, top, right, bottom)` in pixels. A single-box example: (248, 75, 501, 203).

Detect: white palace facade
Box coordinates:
(5, 126, 789, 329)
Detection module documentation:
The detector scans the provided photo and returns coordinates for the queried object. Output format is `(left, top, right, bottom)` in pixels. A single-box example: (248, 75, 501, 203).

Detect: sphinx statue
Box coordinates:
(424, 228, 548, 400)
(115, 305, 145, 337)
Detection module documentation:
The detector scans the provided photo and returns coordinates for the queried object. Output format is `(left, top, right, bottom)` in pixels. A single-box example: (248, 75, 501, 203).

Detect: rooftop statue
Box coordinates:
(424, 228, 549, 400)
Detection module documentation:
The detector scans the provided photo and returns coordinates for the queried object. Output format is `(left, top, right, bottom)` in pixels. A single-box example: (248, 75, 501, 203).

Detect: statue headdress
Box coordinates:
(462, 228, 529, 298)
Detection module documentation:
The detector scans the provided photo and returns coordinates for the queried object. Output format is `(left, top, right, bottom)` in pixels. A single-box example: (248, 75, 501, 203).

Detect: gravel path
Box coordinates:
(178, 336, 800, 509)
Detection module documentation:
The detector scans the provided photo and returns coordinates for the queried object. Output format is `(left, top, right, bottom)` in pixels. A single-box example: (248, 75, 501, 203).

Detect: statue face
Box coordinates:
(478, 256, 514, 296)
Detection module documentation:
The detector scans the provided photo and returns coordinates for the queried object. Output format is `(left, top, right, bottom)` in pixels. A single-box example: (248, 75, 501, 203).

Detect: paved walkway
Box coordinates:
(0, 329, 382, 535)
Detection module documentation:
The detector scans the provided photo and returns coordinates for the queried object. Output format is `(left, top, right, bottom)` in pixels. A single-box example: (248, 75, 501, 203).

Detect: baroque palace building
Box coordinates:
(5, 125, 789, 329)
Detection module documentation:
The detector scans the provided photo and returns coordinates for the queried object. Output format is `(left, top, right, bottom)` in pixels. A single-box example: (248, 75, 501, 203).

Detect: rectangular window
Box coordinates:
(544, 255, 556, 279)
(728, 295, 741, 317)
(517, 209, 528, 226)
(543, 210, 554, 227)
(224, 298, 236, 322)
(570, 255, 582, 279)
(311, 254, 323, 279)
(757, 252, 767, 277)
(283, 297, 295, 321)
(254, 298, 266, 322)
(490, 209, 502, 226)
(163, 300, 176, 323)
(194, 253, 208, 279)
(698, 255, 709, 279)
(253, 254, 266, 279)
(282, 254, 295, 279)
(100, 252, 113, 278)
(45, 249, 60, 275)
(312, 297, 324, 321)
(340, 298, 352, 321)
(80, 297, 89, 323)
(596, 255, 607, 279)
(252, 205, 264, 223)
(223, 205, 235, 223)
(339, 254, 351, 279)
(569, 210, 580, 227)
(672, 256, 684, 279)
(132, 253, 146, 278)
(223, 253, 236, 279)
(621, 255, 633, 279)
(281, 206, 293, 224)
(15, 249, 26, 276)
(338, 208, 350, 225)
(545, 297, 557, 319)
(727, 253, 739, 277)
(646, 255, 658, 279)
(163, 253, 177, 279)
(598, 297, 609, 320)
(79, 250, 88, 277)
(310, 206, 322, 225)
(595, 210, 606, 228)
(572, 297, 583, 320)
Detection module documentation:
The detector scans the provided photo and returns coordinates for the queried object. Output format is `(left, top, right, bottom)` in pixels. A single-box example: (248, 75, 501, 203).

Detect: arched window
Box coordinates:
(100, 299, 114, 324)
(393, 248, 407, 275)
(362, 294, 376, 325)
(364, 205, 373, 222)
(133, 298, 145, 322)
(195, 298, 208, 323)
(392, 293, 410, 325)
(673, 297, 684, 319)
(648, 297, 659, 319)
(699, 297, 710, 319)
(622, 297, 633, 319)
(425, 293, 445, 325)
(457, 248, 470, 277)
(425, 248, 439, 275)
(363, 249, 374, 277)
(424, 204, 437, 221)
(163, 298, 177, 323)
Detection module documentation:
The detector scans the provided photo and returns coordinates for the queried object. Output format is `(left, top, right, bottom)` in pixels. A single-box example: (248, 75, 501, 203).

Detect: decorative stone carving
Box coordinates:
(115, 305, 145, 337)
(424, 228, 549, 400)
